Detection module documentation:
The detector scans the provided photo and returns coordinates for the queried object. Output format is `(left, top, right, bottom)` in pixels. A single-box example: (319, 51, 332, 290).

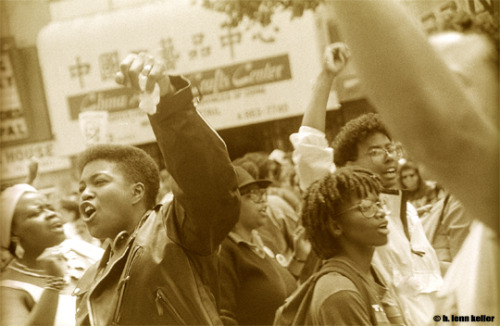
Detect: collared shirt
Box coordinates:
(219, 230, 297, 325)
(228, 230, 272, 259)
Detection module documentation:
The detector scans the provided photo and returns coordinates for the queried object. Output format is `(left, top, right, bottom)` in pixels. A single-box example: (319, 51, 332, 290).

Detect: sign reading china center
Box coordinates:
(37, 2, 328, 156)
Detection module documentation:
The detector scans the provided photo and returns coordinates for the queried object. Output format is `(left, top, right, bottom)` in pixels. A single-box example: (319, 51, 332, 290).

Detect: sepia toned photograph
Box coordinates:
(1, 0, 498, 325)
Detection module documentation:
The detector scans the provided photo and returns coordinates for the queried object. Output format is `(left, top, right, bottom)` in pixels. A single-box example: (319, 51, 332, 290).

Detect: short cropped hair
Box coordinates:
(301, 167, 382, 259)
(332, 113, 391, 167)
(77, 144, 160, 209)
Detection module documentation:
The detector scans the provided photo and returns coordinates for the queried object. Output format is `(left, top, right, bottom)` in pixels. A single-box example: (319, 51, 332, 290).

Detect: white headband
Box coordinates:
(0, 184, 37, 249)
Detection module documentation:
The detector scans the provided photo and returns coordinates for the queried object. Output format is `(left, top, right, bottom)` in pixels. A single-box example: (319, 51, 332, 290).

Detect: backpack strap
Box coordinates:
(320, 259, 377, 325)
(274, 258, 377, 326)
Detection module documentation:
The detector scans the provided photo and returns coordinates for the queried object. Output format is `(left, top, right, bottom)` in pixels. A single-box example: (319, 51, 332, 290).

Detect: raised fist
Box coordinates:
(115, 52, 173, 98)
(323, 42, 350, 76)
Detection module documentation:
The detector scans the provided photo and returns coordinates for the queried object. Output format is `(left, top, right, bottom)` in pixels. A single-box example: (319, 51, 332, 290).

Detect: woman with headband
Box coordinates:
(0, 184, 75, 325)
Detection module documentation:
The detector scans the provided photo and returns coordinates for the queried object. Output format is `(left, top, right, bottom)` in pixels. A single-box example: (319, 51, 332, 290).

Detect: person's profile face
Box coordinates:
(12, 192, 66, 251)
(79, 159, 137, 239)
(334, 192, 389, 248)
(237, 185, 269, 231)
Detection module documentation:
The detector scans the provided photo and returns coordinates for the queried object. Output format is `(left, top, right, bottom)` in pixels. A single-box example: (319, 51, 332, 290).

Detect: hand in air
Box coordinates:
(323, 42, 351, 77)
(115, 52, 173, 98)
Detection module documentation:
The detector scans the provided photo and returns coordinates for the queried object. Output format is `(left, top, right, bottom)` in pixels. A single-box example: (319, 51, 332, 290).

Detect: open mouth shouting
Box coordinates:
(80, 201, 97, 222)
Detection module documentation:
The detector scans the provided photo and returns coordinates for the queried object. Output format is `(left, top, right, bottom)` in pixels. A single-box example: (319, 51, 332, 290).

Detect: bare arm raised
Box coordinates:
(326, 1, 499, 232)
(291, 43, 350, 192)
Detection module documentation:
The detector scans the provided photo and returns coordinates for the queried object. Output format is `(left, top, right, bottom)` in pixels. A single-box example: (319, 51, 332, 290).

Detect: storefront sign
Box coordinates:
(1, 40, 29, 143)
(37, 1, 329, 156)
(185, 54, 291, 95)
(0, 141, 71, 180)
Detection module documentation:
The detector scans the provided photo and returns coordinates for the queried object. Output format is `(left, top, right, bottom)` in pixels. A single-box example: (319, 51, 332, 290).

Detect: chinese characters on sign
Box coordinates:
(69, 56, 91, 88)
(65, 25, 267, 91)
(38, 2, 322, 156)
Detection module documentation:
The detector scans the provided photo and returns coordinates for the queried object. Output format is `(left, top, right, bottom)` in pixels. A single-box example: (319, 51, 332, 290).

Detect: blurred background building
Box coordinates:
(0, 0, 496, 201)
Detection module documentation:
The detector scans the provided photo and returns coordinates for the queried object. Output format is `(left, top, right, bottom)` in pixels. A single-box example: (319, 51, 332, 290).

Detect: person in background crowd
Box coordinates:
(1, 161, 103, 278)
(242, 151, 302, 214)
(325, 1, 498, 321)
(232, 157, 306, 267)
(73, 52, 240, 325)
(1, 159, 40, 271)
(0, 184, 95, 325)
(268, 149, 303, 211)
(274, 167, 405, 325)
(398, 161, 471, 275)
(218, 166, 306, 325)
(290, 42, 442, 325)
(398, 160, 446, 212)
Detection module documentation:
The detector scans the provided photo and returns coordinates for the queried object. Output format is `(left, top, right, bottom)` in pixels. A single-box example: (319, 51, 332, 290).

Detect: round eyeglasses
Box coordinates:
(334, 199, 388, 219)
(241, 188, 267, 203)
(366, 144, 403, 162)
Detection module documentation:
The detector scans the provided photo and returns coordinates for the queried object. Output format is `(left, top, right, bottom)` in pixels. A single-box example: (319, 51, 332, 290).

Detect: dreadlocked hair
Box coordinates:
(301, 167, 382, 259)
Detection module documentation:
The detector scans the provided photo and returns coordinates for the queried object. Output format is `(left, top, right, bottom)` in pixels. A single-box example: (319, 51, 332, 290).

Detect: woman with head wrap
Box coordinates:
(1, 184, 76, 325)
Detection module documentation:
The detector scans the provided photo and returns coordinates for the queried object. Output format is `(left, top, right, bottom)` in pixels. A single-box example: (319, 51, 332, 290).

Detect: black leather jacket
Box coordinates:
(74, 76, 240, 325)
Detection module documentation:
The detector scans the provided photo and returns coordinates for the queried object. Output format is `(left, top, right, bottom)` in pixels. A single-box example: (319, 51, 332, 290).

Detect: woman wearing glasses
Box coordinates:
(218, 166, 308, 325)
(275, 167, 406, 325)
(291, 42, 442, 325)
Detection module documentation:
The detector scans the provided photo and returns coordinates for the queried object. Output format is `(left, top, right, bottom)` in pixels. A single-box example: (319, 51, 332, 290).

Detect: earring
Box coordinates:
(10, 237, 24, 259)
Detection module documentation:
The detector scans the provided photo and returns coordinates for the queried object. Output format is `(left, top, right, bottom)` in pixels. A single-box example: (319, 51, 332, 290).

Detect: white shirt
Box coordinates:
(290, 126, 443, 326)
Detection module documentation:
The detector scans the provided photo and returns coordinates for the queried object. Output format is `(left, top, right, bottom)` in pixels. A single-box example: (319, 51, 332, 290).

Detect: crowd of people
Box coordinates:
(0, 1, 497, 325)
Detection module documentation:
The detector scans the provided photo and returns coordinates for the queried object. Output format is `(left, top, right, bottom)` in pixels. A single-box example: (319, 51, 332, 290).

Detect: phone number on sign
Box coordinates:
(237, 103, 289, 120)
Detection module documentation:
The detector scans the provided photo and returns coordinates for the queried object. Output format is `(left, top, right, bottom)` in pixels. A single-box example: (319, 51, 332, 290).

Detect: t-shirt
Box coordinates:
(309, 258, 406, 326)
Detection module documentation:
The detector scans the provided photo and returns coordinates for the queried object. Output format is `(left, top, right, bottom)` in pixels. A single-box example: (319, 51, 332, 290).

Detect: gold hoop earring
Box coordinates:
(10, 237, 24, 259)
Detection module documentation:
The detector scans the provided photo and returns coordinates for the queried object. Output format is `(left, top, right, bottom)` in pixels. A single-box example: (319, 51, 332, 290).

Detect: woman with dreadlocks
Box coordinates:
(274, 167, 406, 325)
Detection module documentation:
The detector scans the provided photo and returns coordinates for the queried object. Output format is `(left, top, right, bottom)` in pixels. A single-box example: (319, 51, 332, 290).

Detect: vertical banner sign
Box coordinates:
(0, 38, 29, 143)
